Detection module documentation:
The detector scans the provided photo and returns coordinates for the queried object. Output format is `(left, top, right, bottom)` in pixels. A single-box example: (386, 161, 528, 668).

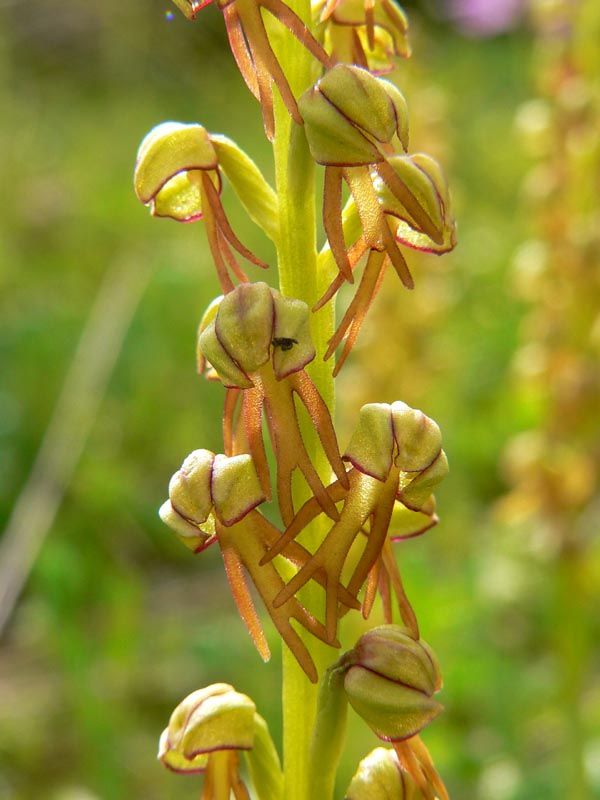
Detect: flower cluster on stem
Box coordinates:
(136, 0, 456, 796)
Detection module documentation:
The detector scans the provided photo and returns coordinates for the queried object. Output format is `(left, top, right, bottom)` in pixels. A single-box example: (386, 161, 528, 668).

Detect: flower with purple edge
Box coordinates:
(134, 122, 269, 293)
(197, 282, 349, 527)
(262, 401, 448, 642)
(160, 447, 345, 682)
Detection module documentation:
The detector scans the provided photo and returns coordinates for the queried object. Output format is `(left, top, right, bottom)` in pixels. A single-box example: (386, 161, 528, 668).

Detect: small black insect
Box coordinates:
(272, 337, 298, 352)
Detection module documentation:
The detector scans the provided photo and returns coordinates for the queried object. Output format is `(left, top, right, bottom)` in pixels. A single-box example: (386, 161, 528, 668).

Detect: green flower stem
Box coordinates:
(270, 5, 339, 800)
(244, 713, 284, 800)
(308, 659, 352, 799)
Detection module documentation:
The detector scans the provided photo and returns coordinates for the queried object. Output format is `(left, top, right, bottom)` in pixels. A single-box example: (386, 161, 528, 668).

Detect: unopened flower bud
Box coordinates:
(344, 625, 443, 742)
(299, 65, 408, 166)
(345, 746, 425, 800)
(158, 683, 256, 773)
(319, 65, 407, 148)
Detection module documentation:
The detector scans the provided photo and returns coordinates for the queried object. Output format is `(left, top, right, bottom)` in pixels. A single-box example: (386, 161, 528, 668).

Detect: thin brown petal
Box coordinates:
(261, 372, 342, 524)
(393, 740, 436, 800)
(319, 0, 337, 22)
(350, 28, 370, 70)
(274, 549, 344, 644)
(224, 512, 325, 681)
(200, 186, 236, 293)
(223, 387, 242, 456)
(242, 1, 302, 125)
(255, 503, 358, 610)
(261, 0, 333, 67)
(217, 228, 250, 284)
(381, 218, 414, 288)
(378, 555, 394, 622)
(273, 469, 380, 640)
(221, 546, 271, 662)
(266, 394, 339, 526)
(223, 5, 260, 99)
(332, 260, 387, 376)
(242, 385, 272, 499)
(259, 480, 348, 563)
(326, 248, 387, 374)
(408, 737, 450, 800)
(254, 55, 276, 141)
(314, 237, 367, 312)
(230, 754, 252, 800)
(381, 537, 419, 638)
(272, 430, 298, 527)
(291, 370, 349, 488)
(361, 553, 380, 619)
(202, 173, 268, 269)
(323, 166, 354, 283)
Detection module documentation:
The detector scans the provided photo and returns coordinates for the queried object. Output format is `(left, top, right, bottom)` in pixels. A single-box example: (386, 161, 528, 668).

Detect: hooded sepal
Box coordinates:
(134, 122, 268, 292)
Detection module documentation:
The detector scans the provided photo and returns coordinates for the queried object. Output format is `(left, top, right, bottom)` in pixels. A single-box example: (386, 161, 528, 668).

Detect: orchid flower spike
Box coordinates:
(317, 152, 455, 373)
(171, 0, 334, 140)
(134, 122, 270, 293)
(160, 449, 346, 682)
(262, 401, 447, 642)
(317, 0, 411, 74)
(197, 282, 349, 526)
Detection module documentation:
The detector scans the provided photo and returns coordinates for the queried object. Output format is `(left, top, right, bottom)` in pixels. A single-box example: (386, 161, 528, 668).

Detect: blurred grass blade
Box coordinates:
(0, 254, 153, 636)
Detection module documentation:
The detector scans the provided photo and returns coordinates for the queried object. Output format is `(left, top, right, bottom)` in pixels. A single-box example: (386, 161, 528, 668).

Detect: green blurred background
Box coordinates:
(1, 0, 598, 798)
